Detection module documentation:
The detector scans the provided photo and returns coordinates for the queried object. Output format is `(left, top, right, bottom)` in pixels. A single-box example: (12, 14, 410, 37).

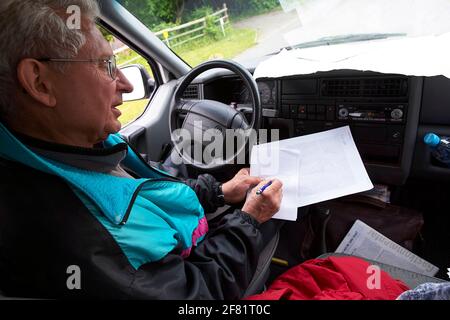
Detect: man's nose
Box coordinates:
(117, 69, 134, 94)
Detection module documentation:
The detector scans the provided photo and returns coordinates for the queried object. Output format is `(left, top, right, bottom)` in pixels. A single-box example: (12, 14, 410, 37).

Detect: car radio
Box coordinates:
(337, 104, 405, 123)
(266, 101, 408, 165)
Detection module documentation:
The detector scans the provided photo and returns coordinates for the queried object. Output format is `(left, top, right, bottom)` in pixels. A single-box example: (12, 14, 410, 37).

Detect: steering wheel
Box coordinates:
(169, 60, 261, 171)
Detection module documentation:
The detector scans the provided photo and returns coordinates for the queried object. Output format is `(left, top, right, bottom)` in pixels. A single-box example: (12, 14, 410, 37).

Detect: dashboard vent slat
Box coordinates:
(321, 78, 408, 97)
(183, 84, 200, 99)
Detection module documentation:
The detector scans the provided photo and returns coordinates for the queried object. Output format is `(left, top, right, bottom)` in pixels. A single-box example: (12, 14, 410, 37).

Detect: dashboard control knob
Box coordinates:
(338, 108, 349, 118)
(392, 132, 401, 139)
(391, 108, 403, 120)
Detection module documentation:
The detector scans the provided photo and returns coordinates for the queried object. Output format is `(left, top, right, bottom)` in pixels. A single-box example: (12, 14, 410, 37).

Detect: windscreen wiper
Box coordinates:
(268, 33, 406, 56)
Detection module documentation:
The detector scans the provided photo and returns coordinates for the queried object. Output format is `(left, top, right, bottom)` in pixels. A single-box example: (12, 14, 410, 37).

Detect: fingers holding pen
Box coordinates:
(243, 178, 283, 223)
(255, 179, 283, 195)
(266, 179, 282, 192)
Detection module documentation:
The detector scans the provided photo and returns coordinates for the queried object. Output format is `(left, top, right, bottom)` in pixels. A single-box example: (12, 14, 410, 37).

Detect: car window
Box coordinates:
(118, 0, 280, 67)
(119, 0, 450, 67)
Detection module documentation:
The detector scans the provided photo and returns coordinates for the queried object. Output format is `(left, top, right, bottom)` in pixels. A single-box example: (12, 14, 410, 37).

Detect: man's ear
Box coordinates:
(16, 59, 57, 107)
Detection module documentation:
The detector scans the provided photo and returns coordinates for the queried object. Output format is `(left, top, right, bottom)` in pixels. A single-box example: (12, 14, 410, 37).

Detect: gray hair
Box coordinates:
(0, 0, 100, 118)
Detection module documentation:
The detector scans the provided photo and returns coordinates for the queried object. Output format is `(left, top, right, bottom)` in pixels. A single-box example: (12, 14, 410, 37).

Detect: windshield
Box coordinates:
(118, 0, 450, 67)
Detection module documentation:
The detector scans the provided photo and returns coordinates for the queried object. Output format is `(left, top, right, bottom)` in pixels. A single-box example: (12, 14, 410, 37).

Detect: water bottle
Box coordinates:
(423, 133, 450, 167)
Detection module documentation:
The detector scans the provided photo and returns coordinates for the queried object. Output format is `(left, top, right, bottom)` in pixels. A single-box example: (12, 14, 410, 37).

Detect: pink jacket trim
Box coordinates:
(181, 216, 209, 258)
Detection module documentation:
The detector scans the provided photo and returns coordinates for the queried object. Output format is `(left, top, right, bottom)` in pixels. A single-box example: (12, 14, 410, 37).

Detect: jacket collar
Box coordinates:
(0, 122, 158, 225)
(12, 131, 129, 174)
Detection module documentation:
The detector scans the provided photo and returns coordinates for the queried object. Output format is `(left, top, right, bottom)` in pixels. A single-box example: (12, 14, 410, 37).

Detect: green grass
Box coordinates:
(117, 99, 149, 126)
(173, 27, 257, 67)
(117, 27, 257, 126)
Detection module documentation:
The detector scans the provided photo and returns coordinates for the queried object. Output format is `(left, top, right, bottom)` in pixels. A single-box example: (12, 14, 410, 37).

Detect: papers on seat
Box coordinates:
(250, 126, 373, 221)
(336, 220, 439, 276)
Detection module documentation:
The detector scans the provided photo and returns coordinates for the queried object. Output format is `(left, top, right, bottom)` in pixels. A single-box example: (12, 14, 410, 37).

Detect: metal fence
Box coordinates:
(115, 3, 229, 65)
(155, 4, 229, 48)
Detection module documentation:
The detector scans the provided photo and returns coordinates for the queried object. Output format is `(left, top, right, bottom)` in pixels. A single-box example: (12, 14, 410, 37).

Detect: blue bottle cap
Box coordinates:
(424, 133, 440, 146)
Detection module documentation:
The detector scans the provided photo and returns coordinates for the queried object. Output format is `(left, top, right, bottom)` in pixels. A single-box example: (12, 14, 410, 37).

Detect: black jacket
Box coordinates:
(0, 155, 265, 299)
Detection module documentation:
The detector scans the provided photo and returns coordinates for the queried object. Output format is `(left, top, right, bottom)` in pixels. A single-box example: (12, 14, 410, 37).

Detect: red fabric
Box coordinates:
(247, 256, 409, 300)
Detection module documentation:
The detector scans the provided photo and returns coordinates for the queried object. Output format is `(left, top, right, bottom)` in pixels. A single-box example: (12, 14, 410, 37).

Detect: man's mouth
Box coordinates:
(111, 105, 122, 117)
(112, 101, 123, 108)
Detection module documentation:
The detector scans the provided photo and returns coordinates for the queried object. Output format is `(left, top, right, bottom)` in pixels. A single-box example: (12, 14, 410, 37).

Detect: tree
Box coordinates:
(175, 0, 185, 24)
(119, 0, 185, 27)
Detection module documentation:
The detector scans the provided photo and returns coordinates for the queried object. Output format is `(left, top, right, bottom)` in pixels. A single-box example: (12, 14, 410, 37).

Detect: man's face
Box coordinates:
(50, 25, 133, 145)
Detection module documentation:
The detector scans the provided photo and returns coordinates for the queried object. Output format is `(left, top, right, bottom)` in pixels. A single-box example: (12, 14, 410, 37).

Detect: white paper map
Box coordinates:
(250, 126, 373, 220)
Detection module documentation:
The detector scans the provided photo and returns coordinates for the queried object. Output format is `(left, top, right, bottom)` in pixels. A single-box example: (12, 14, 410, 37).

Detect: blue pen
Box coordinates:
(256, 180, 273, 195)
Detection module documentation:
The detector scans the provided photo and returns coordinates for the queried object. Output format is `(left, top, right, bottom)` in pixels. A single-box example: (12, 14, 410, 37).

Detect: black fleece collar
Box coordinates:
(13, 131, 128, 173)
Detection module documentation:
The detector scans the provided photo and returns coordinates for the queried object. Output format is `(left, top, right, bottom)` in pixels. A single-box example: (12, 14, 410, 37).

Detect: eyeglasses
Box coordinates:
(37, 55, 118, 80)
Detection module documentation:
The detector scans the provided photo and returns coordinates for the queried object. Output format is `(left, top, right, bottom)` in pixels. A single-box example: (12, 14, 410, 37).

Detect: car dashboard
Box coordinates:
(185, 69, 450, 186)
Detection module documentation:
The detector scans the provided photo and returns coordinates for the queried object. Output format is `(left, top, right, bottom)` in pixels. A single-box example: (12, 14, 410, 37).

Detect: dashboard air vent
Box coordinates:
(321, 78, 408, 97)
(182, 84, 200, 99)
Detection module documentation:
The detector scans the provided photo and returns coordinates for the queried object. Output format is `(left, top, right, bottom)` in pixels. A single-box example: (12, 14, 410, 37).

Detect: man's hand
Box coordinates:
(242, 179, 283, 224)
(221, 168, 262, 204)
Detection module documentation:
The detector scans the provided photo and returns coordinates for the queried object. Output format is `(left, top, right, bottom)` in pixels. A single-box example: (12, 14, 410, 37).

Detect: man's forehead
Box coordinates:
(80, 26, 113, 58)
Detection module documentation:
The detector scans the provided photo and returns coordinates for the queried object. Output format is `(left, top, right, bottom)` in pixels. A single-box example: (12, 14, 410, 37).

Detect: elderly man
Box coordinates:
(0, 0, 283, 299)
